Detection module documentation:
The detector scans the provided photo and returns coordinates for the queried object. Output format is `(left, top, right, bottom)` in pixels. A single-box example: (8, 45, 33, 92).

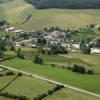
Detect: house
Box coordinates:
(91, 48, 100, 54)
(95, 24, 100, 29)
(5, 27, 15, 32)
(71, 43, 80, 49)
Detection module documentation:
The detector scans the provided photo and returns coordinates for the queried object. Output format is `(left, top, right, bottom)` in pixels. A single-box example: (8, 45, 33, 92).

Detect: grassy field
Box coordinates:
(19, 47, 100, 73)
(2, 76, 54, 99)
(2, 58, 100, 94)
(0, 72, 99, 100)
(0, 0, 100, 31)
(60, 52, 100, 73)
(0, 76, 15, 89)
(46, 88, 100, 100)
(0, 6, 4, 20)
(0, 97, 11, 100)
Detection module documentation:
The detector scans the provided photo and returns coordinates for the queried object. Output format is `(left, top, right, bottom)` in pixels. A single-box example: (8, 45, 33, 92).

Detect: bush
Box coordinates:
(4, 55, 15, 60)
(0, 92, 29, 100)
(87, 69, 94, 75)
(34, 55, 43, 64)
(51, 64, 56, 67)
(18, 72, 23, 76)
(6, 71, 15, 76)
(48, 90, 54, 95)
(72, 64, 86, 74)
(53, 85, 64, 91)
(19, 54, 25, 59)
(10, 46, 15, 51)
(0, 74, 3, 77)
(67, 66, 72, 70)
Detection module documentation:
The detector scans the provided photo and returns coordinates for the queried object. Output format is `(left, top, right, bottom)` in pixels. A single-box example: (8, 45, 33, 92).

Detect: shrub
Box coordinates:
(67, 66, 72, 70)
(0, 74, 3, 77)
(10, 45, 15, 51)
(48, 90, 54, 95)
(34, 55, 43, 64)
(72, 64, 86, 74)
(0, 92, 29, 100)
(17, 72, 23, 76)
(87, 69, 94, 75)
(51, 64, 56, 67)
(6, 71, 15, 76)
(53, 85, 64, 91)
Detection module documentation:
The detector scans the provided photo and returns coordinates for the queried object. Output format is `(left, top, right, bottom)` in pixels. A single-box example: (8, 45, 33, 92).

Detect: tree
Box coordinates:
(34, 55, 43, 64)
(72, 64, 86, 74)
(95, 39, 100, 47)
(16, 48, 24, 59)
(0, 50, 4, 59)
(49, 43, 68, 55)
(25, 0, 100, 9)
(80, 40, 91, 54)
(37, 36, 47, 53)
(10, 45, 15, 51)
(0, 38, 6, 51)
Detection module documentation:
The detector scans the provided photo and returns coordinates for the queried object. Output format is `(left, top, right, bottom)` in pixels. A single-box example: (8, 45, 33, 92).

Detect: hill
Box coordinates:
(0, 0, 100, 31)
(0, 0, 13, 3)
(25, 0, 100, 9)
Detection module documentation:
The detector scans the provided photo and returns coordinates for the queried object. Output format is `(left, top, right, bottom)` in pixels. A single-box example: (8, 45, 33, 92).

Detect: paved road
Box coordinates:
(0, 64, 100, 98)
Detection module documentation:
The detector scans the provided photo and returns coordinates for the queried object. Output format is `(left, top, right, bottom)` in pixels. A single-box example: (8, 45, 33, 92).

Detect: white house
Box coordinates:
(71, 43, 80, 49)
(91, 48, 100, 54)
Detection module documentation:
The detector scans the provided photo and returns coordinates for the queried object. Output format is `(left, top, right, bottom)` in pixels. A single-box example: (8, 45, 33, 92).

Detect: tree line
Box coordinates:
(25, 0, 100, 9)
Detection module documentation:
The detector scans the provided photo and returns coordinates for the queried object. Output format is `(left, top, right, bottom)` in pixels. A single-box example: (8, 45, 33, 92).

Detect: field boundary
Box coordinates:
(0, 64, 100, 98)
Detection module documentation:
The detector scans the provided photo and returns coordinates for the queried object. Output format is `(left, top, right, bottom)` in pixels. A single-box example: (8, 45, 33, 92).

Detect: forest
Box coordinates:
(25, 0, 100, 9)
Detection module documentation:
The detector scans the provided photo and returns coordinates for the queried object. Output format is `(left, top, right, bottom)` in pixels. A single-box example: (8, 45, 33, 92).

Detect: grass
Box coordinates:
(0, 97, 11, 100)
(0, 0, 100, 31)
(0, 6, 4, 20)
(2, 76, 54, 99)
(62, 52, 100, 73)
(2, 58, 100, 94)
(46, 88, 100, 100)
(0, 76, 15, 89)
(20, 47, 100, 73)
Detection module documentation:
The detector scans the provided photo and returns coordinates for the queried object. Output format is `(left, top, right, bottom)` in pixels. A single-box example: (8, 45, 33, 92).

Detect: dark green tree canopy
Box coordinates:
(25, 0, 100, 9)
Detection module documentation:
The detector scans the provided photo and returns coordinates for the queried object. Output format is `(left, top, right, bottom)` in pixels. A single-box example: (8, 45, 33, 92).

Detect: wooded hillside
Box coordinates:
(25, 0, 100, 9)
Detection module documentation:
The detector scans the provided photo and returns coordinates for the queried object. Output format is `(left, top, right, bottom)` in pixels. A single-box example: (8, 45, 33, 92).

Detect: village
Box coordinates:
(0, 22, 99, 55)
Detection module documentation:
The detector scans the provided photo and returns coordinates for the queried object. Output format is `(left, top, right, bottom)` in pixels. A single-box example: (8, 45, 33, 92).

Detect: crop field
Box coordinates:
(0, 0, 100, 31)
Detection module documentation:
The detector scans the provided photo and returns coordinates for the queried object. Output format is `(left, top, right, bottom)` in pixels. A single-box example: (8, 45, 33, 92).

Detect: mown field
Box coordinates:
(0, 0, 100, 31)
